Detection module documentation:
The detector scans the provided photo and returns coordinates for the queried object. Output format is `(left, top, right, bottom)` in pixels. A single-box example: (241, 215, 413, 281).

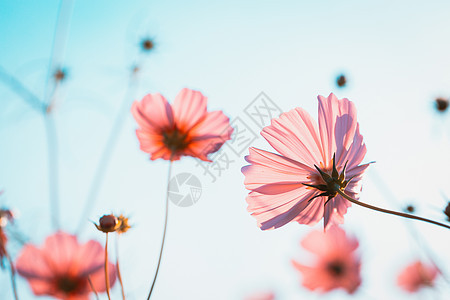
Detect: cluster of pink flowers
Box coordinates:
(4, 89, 445, 299)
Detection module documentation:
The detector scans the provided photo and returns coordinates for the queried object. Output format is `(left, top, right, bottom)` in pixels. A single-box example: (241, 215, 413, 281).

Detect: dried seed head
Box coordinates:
(95, 214, 121, 233)
(53, 68, 67, 82)
(336, 75, 347, 88)
(444, 202, 450, 222)
(405, 205, 415, 213)
(141, 38, 155, 52)
(435, 97, 449, 112)
(117, 215, 131, 234)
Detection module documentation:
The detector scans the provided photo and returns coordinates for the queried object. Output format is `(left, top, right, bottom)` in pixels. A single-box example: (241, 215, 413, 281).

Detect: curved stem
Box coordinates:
(104, 233, 111, 300)
(6, 253, 19, 300)
(116, 236, 126, 300)
(147, 161, 173, 300)
(337, 190, 450, 230)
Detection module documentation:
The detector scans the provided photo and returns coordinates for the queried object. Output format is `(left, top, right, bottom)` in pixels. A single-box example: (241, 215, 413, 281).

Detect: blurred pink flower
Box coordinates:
(245, 291, 275, 300)
(242, 93, 369, 230)
(132, 88, 233, 161)
(16, 231, 116, 300)
(292, 226, 361, 294)
(397, 261, 438, 292)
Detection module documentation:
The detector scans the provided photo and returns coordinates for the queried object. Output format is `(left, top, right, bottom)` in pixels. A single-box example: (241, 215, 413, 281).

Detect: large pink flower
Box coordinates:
(16, 231, 116, 300)
(292, 226, 361, 294)
(242, 93, 369, 230)
(131, 88, 233, 161)
(397, 261, 438, 293)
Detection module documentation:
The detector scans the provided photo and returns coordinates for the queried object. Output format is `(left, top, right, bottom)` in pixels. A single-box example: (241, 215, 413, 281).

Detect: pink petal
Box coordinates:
(299, 230, 329, 256)
(22, 279, 54, 296)
(261, 108, 323, 167)
(242, 147, 312, 191)
(317, 93, 357, 168)
(292, 260, 324, 291)
(245, 291, 275, 300)
(135, 129, 165, 155)
(248, 188, 315, 230)
(293, 198, 325, 226)
(172, 88, 208, 131)
(339, 124, 366, 169)
(344, 163, 371, 195)
(89, 262, 117, 293)
(16, 245, 54, 279)
(190, 110, 233, 139)
(131, 93, 174, 131)
(73, 240, 104, 277)
(41, 232, 79, 275)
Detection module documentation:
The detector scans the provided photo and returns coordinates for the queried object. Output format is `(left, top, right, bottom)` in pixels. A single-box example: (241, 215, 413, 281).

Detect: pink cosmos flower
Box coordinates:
(242, 93, 370, 230)
(292, 226, 361, 294)
(245, 291, 275, 300)
(16, 231, 116, 300)
(131, 88, 233, 161)
(397, 261, 438, 293)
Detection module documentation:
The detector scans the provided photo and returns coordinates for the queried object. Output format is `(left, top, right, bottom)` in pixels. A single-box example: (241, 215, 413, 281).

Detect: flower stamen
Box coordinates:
(162, 129, 189, 152)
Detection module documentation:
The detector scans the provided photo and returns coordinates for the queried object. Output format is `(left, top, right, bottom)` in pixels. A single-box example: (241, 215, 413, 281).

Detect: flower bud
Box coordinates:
(444, 202, 450, 222)
(95, 214, 121, 233)
(435, 97, 449, 112)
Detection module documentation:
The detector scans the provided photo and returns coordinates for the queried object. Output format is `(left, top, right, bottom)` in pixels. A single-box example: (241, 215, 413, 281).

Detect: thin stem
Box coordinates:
(116, 235, 126, 300)
(44, 114, 60, 230)
(0, 66, 45, 112)
(6, 253, 19, 300)
(87, 275, 100, 300)
(42, 0, 74, 106)
(104, 233, 111, 300)
(337, 190, 450, 230)
(368, 170, 450, 284)
(147, 161, 173, 300)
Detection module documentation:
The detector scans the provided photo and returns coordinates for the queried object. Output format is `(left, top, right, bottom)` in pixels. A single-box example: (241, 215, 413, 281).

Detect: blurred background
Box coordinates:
(1, 0, 449, 299)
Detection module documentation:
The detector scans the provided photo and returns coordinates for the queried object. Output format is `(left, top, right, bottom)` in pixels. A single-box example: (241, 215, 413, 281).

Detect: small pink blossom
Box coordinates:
(397, 261, 438, 293)
(132, 88, 233, 161)
(242, 93, 369, 230)
(16, 231, 116, 300)
(292, 226, 361, 294)
(245, 291, 275, 300)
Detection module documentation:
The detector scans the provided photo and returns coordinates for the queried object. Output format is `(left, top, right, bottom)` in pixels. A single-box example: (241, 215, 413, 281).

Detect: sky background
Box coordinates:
(1, 0, 450, 299)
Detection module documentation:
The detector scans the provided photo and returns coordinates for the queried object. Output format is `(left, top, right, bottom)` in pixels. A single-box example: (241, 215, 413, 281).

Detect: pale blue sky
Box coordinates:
(1, 0, 450, 299)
